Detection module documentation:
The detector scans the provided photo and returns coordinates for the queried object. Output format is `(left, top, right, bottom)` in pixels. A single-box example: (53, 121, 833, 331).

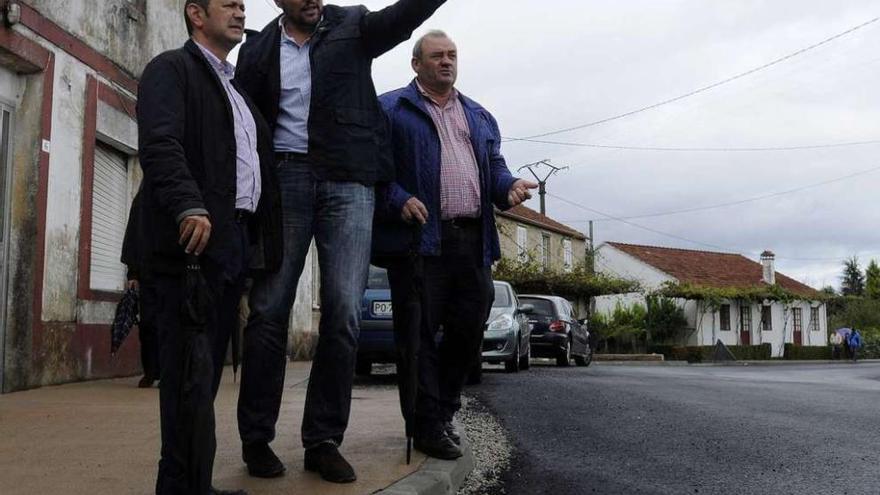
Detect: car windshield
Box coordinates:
(520, 298, 555, 317)
(493, 284, 511, 307)
(367, 265, 389, 289)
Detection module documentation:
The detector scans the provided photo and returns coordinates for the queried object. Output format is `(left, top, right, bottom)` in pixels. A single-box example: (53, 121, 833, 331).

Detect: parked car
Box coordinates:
(356, 265, 395, 375)
(468, 281, 534, 384)
(520, 295, 592, 367)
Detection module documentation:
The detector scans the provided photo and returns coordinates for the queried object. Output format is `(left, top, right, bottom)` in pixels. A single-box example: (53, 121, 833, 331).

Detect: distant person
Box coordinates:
(848, 329, 863, 362)
(120, 191, 159, 388)
(830, 331, 843, 360)
(373, 30, 537, 460)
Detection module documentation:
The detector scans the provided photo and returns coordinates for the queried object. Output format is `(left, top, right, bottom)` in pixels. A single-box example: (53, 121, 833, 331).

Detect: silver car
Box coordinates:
(479, 281, 533, 375)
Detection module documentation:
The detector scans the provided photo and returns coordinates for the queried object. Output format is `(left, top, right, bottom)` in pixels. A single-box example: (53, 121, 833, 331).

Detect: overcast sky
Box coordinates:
(235, 1, 879, 290)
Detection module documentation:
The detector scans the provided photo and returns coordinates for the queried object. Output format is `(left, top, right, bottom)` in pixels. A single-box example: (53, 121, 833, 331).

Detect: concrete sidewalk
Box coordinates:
(0, 362, 445, 495)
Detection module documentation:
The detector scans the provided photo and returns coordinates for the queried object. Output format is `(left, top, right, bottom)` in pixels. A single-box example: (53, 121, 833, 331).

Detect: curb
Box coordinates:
(375, 425, 475, 495)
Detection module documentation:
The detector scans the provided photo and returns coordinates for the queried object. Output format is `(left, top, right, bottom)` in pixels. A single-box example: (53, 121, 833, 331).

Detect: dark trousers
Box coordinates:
(238, 157, 374, 449)
(139, 282, 160, 380)
(154, 222, 249, 495)
(386, 219, 493, 435)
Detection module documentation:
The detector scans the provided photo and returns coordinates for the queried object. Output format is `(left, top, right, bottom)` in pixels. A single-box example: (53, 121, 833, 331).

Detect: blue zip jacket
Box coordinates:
(373, 80, 517, 267)
(849, 330, 863, 349)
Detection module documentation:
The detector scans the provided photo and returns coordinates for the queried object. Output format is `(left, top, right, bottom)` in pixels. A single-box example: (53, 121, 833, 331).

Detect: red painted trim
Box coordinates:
(0, 22, 51, 73)
(74, 323, 141, 377)
(18, 2, 138, 94)
(77, 77, 133, 303)
(31, 53, 54, 357)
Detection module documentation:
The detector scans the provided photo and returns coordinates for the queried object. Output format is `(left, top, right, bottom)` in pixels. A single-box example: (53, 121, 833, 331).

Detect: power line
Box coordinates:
(547, 192, 880, 263)
(558, 164, 880, 223)
(504, 15, 880, 142)
(503, 138, 880, 152)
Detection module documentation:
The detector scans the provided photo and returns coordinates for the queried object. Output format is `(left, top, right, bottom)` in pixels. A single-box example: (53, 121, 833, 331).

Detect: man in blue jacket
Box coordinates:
(375, 30, 537, 459)
(234, 0, 447, 484)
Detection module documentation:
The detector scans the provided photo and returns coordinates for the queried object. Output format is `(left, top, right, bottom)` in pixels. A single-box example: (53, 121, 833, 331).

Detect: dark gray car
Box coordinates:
(521, 295, 592, 367)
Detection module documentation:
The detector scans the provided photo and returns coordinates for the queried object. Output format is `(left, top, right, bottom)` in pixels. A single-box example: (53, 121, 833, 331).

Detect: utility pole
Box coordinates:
(588, 220, 595, 274)
(517, 159, 568, 215)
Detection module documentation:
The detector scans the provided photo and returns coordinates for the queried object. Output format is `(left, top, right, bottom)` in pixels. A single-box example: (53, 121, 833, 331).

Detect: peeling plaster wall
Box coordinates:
(27, 0, 184, 77)
(1, 1, 186, 391)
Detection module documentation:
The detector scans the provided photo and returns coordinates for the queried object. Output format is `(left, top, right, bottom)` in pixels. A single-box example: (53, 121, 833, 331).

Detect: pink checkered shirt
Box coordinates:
(417, 81, 481, 220)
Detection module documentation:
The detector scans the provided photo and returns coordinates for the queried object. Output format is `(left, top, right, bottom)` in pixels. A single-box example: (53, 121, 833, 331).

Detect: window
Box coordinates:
(740, 305, 752, 332)
(89, 142, 130, 292)
(516, 225, 528, 263)
(761, 305, 772, 331)
(563, 238, 573, 272)
(719, 304, 731, 331)
(540, 233, 550, 271)
(810, 307, 820, 332)
(792, 308, 803, 334)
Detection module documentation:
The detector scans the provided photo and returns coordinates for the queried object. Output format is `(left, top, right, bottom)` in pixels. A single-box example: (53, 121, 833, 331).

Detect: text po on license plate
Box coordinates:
(373, 301, 393, 316)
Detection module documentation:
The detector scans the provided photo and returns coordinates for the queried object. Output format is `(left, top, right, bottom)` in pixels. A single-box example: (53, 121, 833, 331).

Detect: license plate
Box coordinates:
(372, 301, 393, 317)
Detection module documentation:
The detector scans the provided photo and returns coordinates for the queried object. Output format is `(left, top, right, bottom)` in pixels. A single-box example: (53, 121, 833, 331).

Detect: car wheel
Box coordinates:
(355, 358, 372, 376)
(520, 340, 531, 370)
(574, 345, 593, 367)
(556, 338, 572, 367)
(505, 337, 521, 373)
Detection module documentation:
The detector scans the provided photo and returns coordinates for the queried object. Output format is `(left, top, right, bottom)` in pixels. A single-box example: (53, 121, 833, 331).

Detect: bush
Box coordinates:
(783, 345, 832, 360)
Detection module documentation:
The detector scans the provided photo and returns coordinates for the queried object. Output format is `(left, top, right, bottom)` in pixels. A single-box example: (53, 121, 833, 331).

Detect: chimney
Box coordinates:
(760, 250, 776, 285)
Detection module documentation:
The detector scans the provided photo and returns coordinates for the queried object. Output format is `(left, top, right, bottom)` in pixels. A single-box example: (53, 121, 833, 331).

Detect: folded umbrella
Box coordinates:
(110, 287, 139, 355)
(395, 226, 423, 464)
(178, 254, 216, 493)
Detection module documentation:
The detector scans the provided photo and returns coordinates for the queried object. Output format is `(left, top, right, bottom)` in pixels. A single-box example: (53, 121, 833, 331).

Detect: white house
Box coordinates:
(594, 242, 828, 358)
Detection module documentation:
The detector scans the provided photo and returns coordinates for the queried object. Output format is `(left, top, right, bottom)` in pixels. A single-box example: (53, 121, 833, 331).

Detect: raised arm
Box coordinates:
(361, 0, 447, 58)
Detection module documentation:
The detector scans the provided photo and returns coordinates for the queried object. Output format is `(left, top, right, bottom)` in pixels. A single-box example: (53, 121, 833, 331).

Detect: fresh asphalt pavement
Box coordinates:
(468, 361, 880, 495)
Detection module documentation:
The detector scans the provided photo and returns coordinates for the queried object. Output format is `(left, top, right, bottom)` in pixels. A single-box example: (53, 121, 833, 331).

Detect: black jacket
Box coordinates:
(234, 0, 446, 184)
(137, 40, 282, 275)
(121, 189, 142, 280)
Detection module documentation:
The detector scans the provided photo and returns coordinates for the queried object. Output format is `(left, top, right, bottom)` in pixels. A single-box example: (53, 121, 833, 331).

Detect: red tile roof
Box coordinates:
(607, 242, 820, 298)
(496, 205, 587, 240)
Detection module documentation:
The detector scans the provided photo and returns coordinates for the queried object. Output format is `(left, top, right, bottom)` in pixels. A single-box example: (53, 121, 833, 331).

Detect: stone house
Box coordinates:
(495, 204, 588, 272)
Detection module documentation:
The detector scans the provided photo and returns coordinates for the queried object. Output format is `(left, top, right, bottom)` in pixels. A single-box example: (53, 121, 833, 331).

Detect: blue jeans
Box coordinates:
(238, 157, 374, 448)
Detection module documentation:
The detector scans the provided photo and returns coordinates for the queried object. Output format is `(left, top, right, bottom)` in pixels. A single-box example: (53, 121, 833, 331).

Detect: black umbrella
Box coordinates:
(178, 254, 216, 492)
(110, 287, 139, 355)
(394, 227, 424, 464)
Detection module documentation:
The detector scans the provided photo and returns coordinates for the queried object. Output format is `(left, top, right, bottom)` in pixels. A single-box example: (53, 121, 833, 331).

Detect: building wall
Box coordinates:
(495, 214, 586, 272)
(594, 244, 675, 290)
(595, 293, 828, 358)
(0, 0, 187, 392)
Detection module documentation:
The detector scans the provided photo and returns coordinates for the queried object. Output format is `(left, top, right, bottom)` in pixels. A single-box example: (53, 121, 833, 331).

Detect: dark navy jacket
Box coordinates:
(373, 80, 518, 267)
(234, 1, 445, 184)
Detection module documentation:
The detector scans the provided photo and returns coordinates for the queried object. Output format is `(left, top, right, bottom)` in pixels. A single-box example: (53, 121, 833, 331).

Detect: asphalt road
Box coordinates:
(469, 362, 880, 495)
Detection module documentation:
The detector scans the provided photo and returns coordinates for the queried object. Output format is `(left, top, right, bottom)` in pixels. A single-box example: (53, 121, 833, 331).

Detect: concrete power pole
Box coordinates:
(517, 160, 568, 215)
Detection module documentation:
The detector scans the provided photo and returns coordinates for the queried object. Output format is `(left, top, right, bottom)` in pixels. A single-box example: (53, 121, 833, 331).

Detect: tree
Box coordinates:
(866, 260, 880, 299)
(821, 286, 837, 296)
(841, 256, 865, 297)
(645, 296, 689, 344)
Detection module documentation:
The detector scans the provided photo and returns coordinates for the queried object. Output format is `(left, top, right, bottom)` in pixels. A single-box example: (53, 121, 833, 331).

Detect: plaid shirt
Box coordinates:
(417, 81, 481, 219)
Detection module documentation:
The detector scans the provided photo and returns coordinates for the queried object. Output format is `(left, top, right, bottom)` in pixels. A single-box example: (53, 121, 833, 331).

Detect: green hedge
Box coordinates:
(657, 344, 772, 363)
(783, 345, 831, 360)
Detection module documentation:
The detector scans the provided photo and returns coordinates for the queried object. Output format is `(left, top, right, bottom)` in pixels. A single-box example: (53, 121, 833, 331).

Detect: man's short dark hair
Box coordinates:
(184, 0, 212, 36)
(412, 30, 450, 60)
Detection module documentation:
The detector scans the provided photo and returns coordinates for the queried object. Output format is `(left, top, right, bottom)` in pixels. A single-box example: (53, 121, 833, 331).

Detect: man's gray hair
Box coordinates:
(412, 30, 451, 59)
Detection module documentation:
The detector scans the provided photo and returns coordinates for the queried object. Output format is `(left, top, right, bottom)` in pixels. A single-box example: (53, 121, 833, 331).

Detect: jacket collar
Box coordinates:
(400, 79, 480, 117)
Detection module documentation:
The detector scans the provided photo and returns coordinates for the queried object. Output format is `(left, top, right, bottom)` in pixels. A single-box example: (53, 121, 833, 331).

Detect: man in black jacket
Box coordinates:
(234, 0, 446, 484)
(137, 1, 281, 494)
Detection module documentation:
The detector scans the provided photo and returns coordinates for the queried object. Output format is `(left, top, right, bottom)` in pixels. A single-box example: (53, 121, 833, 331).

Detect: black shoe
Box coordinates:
(304, 443, 357, 483)
(242, 442, 286, 478)
(209, 487, 247, 495)
(444, 422, 461, 446)
(137, 376, 155, 388)
(414, 433, 463, 460)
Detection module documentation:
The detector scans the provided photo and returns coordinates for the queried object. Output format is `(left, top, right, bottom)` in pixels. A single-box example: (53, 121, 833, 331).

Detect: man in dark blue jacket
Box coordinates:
(233, 0, 447, 484)
(138, 1, 281, 493)
(375, 30, 537, 459)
